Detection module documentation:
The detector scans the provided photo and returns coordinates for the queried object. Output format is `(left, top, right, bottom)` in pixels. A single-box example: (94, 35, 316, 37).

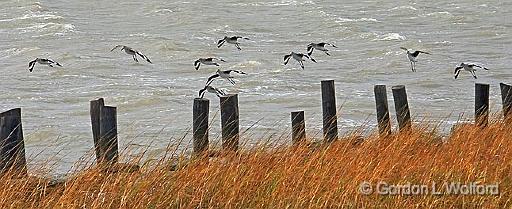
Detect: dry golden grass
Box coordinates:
(0, 120, 511, 208)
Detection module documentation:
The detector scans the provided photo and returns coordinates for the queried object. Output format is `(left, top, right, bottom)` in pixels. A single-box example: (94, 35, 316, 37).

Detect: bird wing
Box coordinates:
(471, 64, 489, 70)
(410, 50, 430, 57)
(198, 87, 207, 98)
(217, 88, 226, 96)
(136, 51, 152, 63)
(206, 74, 220, 86)
(28, 59, 37, 67)
(28, 59, 37, 72)
(54, 61, 62, 67)
(305, 55, 316, 63)
(217, 39, 225, 48)
(111, 45, 123, 51)
(194, 60, 201, 70)
(284, 54, 291, 65)
(214, 58, 226, 62)
(400, 47, 408, 51)
(454, 66, 463, 79)
(231, 70, 246, 75)
(307, 45, 313, 53)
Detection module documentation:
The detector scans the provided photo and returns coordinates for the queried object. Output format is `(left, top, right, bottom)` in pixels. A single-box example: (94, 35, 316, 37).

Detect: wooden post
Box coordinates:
(321, 80, 338, 143)
(291, 111, 306, 144)
(374, 85, 391, 137)
(220, 94, 239, 151)
(99, 106, 118, 164)
(500, 83, 512, 120)
(475, 83, 490, 127)
(90, 98, 105, 161)
(193, 98, 209, 155)
(91, 98, 119, 164)
(392, 85, 411, 131)
(0, 108, 27, 175)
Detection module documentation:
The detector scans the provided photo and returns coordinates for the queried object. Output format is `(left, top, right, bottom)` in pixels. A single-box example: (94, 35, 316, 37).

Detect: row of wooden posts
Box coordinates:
(0, 81, 511, 174)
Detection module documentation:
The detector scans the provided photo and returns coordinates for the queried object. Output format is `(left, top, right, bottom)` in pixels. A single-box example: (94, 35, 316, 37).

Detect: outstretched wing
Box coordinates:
(307, 45, 314, 55)
(28, 59, 37, 72)
(454, 66, 463, 79)
(470, 64, 489, 70)
(229, 70, 246, 75)
(198, 87, 207, 98)
(214, 58, 226, 62)
(217, 39, 225, 48)
(206, 74, 220, 86)
(304, 55, 316, 63)
(194, 60, 201, 70)
(400, 47, 408, 52)
(284, 54, 291, 65)
(48, 59, 62, 67)
(216, 88, 226, 96)
(136, 51, 152, 63)
(412, 51, 430, 56)
(111, 45, 123, 51)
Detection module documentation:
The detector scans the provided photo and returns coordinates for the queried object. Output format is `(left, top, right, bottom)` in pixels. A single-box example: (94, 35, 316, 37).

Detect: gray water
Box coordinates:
(0, 0, 510, 174)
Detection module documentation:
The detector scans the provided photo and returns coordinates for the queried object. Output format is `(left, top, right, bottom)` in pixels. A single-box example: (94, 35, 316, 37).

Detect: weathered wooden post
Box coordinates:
(374, 85, 391, 137)
(475, 83, 490, 127)
(193, 98, 209, 155)
(220, 94, 239, 151)
(500, 83, 512, 121)
(90, 98, 105, 161)
(392, 85, 411, 131)
(291, 111, 306, 144)
(321, 80, 338, 143)
(90, 98, 118, 164)
(0, 108, 27, 175)
(100, 106, 118, 164)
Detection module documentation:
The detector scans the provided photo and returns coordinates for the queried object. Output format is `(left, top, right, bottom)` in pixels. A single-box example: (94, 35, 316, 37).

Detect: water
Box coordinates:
(0, 0, 510, 174)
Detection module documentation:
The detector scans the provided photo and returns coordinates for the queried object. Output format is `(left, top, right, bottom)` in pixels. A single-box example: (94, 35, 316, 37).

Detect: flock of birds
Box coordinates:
(27, 36, 490, 98)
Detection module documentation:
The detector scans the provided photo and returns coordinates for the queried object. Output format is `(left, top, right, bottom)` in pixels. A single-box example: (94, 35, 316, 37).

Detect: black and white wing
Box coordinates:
(136, 51, 152, 63)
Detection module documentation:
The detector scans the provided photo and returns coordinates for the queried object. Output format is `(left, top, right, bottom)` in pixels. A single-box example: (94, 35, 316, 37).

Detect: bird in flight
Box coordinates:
(284, 52, 316, 69)
(307, 42, 337, 56)
(199, 85, 226, 98)
(400, 47, 430, 72)
(454, 63, 489, 79)
(217, 36, 250, 50)
(206, 69, 247, 85)
(28, 58, 62, 72)
(194, 57, 226, 70)
(111, 45, 152, 63)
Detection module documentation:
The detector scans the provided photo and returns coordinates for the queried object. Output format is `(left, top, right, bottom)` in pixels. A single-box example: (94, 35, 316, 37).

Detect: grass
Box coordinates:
(0, 119, 511, 208)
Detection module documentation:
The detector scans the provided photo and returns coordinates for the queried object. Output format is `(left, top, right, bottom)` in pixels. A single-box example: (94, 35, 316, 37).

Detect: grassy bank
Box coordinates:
(0, 120, 511, 208)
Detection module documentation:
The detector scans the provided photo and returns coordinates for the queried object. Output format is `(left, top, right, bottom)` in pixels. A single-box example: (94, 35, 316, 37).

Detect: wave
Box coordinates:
(388, 6, 418, 11)
(17, 22, 75, 34)
(232, 0, 316, 7)
(335, 17, 379, 23)
(374, 33, 406, 41)
(0, 12, 64, 23)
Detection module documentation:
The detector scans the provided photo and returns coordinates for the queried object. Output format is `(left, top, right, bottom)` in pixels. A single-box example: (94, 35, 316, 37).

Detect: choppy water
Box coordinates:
(0, 0, 510, 174)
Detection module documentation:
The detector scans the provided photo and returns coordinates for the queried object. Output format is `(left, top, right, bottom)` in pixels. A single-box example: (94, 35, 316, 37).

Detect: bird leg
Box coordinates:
(133, 55, 138, 62)
(235, 43, 241, 50)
